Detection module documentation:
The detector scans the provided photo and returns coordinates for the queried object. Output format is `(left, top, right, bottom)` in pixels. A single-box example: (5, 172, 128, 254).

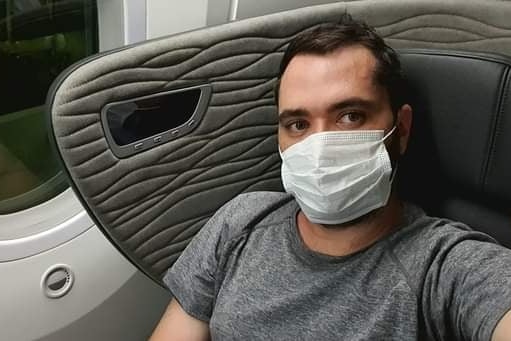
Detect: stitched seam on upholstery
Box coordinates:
(374, 13, 511, 31)
(387, 36, 511, 44)
(386, 26, 489, 39)
(114, 165, 282, 242)
(66, 24, 322, 91)
(481, 66, 510, 191)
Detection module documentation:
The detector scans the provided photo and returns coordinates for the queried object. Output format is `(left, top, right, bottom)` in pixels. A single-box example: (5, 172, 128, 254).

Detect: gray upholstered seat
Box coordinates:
(398, 49, 511, 248)
(47, 0, 511, 284)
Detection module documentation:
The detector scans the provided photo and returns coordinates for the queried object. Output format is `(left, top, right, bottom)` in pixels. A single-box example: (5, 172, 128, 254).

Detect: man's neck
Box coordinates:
(296, 195, 403, 257)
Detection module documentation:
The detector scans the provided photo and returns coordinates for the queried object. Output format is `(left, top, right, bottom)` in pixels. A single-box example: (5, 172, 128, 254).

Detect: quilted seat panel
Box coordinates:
(48, 0, 511, 282)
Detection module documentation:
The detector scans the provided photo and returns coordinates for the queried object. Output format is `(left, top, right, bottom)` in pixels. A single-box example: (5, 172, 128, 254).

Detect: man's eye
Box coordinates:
(339, 112, 364, 124)
(287, 120, 309, 132)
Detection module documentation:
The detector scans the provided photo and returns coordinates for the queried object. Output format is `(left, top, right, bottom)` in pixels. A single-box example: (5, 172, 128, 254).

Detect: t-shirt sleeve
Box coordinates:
(162, 203, 231, 322)
(422, 236, 511, 341)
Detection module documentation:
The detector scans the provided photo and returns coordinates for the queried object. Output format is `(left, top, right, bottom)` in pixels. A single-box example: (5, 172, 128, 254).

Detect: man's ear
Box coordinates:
(396, 104, 413, 155)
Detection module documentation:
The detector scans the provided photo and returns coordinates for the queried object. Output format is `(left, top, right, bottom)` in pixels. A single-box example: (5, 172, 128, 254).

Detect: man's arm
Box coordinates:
(493, 309, 511, 341)
(149, 298, 210, 341)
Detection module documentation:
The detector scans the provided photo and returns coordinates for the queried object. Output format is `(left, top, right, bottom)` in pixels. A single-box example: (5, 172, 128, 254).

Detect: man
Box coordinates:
(150, 15, 511, 340)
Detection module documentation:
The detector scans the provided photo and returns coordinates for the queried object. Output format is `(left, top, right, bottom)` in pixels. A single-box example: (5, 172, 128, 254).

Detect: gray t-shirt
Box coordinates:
(164, 191, 511, 340)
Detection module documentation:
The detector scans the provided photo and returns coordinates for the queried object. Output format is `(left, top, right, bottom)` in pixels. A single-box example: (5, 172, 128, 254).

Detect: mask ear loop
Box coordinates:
(382, 125, 397, 141)
(390, 164, 399, 183)
(382, 125, 399, 183)
(385, 110, 402, 182)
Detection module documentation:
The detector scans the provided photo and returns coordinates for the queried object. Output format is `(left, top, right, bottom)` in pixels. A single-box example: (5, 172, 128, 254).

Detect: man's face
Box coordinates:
(277, 45, 411, 154)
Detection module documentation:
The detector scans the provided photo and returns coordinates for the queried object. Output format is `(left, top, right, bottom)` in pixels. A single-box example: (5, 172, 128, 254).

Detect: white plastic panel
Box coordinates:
(97, 0, 147, 51)
(0, 2, 168, 340)
(124, 0, 147, 44)
(206, 0, 231, 26)
(0, 189, 91, 260)
(146, 0, 209, 38)
(236, 0, 344, 19)
(0, 224, 170, 341)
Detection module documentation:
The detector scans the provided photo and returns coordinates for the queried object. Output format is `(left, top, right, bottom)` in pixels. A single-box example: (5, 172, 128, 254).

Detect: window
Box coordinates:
(0, 0, 98, 214)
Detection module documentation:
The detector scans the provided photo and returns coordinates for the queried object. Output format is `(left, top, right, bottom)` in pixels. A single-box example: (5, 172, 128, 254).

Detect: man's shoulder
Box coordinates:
(209, 191, 296, 239)
(388, 202, 502, 286)
(227, 191, 293, 207)
(222, 190, 294, 216)
(392, 203, 497, 252)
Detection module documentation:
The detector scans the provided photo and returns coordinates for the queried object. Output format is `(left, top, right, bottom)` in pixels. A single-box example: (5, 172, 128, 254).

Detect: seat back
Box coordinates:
(398, 50, 511, 247)
(47, 0, 511, 284)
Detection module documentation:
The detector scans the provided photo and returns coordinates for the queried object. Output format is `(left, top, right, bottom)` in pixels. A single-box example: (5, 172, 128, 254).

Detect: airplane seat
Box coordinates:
(47, 0, 511, 284)
(397, 50, 511, 247)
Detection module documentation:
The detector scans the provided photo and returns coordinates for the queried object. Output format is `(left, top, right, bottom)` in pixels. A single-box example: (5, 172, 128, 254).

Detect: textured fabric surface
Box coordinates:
(165, 191, 511, 340)
(350, 0, 511, 55)
(48, 0, 511, 281)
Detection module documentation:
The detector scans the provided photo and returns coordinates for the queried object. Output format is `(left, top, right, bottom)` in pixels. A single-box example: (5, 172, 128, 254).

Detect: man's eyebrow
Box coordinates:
(278, 108, 309, 123)
(327, 98, 378, 112)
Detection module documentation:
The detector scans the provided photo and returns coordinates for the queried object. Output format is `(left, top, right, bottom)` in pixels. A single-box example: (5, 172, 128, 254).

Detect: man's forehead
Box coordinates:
(278, 45, 388, 113)
(278, 46, 380, 108)
(278, 46, 382, 110)
(282, 45, 378, 79)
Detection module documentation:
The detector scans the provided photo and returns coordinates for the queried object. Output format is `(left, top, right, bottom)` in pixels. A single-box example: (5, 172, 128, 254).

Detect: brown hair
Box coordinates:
(275, 14, 405, 114)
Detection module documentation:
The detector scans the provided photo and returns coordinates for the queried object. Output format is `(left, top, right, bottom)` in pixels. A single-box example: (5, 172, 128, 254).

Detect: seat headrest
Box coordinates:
(398, 50, 511, 246)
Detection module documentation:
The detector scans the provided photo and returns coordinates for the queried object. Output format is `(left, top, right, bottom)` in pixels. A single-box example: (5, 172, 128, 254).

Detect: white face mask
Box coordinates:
(280, 127, 396, 225)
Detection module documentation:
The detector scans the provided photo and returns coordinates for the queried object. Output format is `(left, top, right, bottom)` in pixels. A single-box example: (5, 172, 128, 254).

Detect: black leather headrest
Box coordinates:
(398, 50, 511, 246)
